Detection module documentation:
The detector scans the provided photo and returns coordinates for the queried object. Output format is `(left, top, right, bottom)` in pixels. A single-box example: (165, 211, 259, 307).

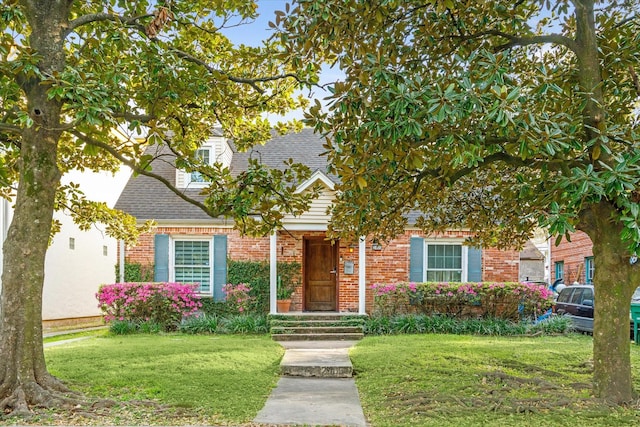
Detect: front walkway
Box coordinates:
(254, 340, 368, 427)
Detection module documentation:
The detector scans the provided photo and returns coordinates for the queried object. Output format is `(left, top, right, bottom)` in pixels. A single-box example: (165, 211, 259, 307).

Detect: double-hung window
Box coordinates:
(173, 239, 212, 295)
(410, 237, 481, 283)
(426, 244, 463, 282)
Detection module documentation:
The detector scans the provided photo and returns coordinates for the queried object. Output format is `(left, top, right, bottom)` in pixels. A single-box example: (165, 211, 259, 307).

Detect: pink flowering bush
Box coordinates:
(222, 283, 254, 314)
(97, 282, 202, 330)
(371, 282, 554, 321)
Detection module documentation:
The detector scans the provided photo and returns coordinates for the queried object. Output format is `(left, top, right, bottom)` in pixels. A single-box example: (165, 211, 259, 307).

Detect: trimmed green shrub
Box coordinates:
(227, 260, 301, 313)
(372, 281, 554, 321)
(363, 314, 571, 336)
(114, 262, 154, 282)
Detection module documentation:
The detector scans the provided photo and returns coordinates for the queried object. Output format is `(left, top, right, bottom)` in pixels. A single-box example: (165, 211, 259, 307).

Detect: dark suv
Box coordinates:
(555, 285, 640, 335)
(554, 285, 594, 333)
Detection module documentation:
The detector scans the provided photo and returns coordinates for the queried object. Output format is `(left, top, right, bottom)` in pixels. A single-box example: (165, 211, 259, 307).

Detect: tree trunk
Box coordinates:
(0, 0, 81, 415)
(580, 201, 640, 403)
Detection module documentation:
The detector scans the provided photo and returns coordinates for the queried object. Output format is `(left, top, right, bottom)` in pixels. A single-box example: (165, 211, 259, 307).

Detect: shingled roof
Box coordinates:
(115, 128, 333, 222)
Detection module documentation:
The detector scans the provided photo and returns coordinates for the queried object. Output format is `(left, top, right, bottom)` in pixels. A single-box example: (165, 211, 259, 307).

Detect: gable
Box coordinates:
(283, 172, 336, 229)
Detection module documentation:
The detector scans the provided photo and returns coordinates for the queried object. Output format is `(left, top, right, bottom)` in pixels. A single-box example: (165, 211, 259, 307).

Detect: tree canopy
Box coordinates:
(0, 0, 315, 415)
(281, 0, 640, 403)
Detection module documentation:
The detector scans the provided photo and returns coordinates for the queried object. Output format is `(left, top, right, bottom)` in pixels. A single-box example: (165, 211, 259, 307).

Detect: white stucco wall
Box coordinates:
(0, 169, 131, 322)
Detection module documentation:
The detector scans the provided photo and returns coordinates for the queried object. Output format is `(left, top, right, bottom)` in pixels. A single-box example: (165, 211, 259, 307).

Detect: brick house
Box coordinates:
(550, 231, 594, 285)
(115, 128, 529, 314)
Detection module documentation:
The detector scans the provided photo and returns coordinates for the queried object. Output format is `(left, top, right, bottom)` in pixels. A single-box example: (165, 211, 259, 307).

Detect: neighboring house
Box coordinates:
(0, 170, 128, 328)
(551, 231, 594, 285)
(115, 128, 537, 314)
(519, 240, 546, 283)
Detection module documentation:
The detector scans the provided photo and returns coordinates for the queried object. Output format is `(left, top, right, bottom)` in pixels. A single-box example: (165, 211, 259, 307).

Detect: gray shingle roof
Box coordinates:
(115, 128, 333, 221)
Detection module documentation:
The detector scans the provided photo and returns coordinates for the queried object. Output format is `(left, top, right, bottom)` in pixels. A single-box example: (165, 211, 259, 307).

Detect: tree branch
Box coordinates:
(490, 31, 578, 53)
(0, 122, 23, 136)
(64, 13, 149, 38)
(170, 49, 308, 94)
(439, 29, 577, 54)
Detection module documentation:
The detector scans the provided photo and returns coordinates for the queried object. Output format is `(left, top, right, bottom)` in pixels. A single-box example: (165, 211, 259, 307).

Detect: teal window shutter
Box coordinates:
(213, 235, 227, 301)
(467, 247, 482, 282)
(409, 237, 424, 282)
(154, 234, 170, 282)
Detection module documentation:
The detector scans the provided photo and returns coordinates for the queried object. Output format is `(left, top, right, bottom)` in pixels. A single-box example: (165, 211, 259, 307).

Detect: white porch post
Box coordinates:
(358, 236, 366, 314)
(270, 232, 278, 314)
(118, 240, 125, 283)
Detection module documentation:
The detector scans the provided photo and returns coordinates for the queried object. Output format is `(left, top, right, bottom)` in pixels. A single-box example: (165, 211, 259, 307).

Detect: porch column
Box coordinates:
(270, 232, 277, 314)
(358, 236, 366, 314)
(118, 240, 125, 283)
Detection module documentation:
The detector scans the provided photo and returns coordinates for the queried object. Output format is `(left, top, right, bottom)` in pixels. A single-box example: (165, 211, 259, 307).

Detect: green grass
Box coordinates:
(42, 328, 109, 343)
(41, 334, 283, 425)
(351, 334, 640, 426)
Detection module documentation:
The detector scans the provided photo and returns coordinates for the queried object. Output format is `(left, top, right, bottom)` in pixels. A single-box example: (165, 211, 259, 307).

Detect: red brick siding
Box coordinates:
(123, 227, 522, 313)
(551, 231, 593, 284)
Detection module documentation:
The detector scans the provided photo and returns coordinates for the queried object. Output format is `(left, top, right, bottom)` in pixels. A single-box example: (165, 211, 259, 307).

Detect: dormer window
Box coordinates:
(190, 148, 211, 184)
(176, 134, 232, 189)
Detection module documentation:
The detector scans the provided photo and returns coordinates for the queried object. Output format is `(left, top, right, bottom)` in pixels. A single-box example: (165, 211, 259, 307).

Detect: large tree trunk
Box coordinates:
(0, 0, 80, 415)
(580, 202, 640, 403)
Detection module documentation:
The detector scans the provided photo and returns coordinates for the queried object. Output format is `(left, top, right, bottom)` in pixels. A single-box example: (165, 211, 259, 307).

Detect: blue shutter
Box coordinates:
(154, 234, 170, 282)
(409, 237, 424, 282)
(467, 247, 482, 282)
(213, 235, 227, 301)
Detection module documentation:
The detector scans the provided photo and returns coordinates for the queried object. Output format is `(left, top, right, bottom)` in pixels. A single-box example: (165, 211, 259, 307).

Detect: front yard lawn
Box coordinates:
(351, 334, 640, 426)
(34, 334, 282, 425)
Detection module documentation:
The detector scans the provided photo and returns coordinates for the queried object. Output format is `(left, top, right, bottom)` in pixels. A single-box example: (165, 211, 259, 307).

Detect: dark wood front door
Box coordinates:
(304, 238, 337, 311)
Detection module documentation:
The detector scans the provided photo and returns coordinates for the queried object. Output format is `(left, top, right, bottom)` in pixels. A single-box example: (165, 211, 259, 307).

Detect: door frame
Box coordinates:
(302, 236, 339, 311)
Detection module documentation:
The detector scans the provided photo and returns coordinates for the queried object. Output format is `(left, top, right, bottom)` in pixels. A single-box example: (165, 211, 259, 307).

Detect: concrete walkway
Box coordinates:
(254, 340, 368, 427)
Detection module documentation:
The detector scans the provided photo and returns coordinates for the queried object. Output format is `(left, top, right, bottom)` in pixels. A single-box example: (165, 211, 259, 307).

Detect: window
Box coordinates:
(585, 257, 594, 284)
(190, 148, 211, 184)
(426, 244, 463, 282)
(103, 245, 108, 256)
(555, 261, 564, 282)
(173, 240, 211, 294)
(409, 237, 480, 283)
(69, 237, 75, 250)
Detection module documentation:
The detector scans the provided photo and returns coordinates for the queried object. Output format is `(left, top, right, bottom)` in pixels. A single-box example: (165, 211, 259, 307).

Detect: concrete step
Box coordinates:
(269, 314, 368, 322)
(271, 326, 363, 335)
(270, 319, 366, 328)
(272, 332, 364, 341)
(279, 348, 354, 378)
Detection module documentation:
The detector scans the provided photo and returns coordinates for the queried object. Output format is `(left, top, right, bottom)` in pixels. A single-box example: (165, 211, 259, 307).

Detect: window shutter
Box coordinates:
(467, 247, 482, 282)
(409, 237, 424, 282)
(213, 235, 227, 301)
(154, 234, 170, 282)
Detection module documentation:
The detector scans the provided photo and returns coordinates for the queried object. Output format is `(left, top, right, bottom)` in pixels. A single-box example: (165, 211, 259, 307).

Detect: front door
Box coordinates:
(304, 238, 338, 311)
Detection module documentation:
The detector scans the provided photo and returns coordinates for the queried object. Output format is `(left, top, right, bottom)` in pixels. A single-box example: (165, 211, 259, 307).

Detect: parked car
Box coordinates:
(554, 284, 639, 335)
(554, 284, 595, 333)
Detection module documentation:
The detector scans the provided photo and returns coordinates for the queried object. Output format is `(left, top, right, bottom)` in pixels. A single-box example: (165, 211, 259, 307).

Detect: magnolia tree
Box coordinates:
(281, 0, 640, 403)
(0, 0, 317, 415)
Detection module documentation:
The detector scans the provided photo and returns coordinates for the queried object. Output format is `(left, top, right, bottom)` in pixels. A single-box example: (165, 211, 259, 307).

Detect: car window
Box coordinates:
(569, 288, 585, 305)
(633, 286, 640, 302)
(581, 288, 594, 304)
(557, 288, 574, 303)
